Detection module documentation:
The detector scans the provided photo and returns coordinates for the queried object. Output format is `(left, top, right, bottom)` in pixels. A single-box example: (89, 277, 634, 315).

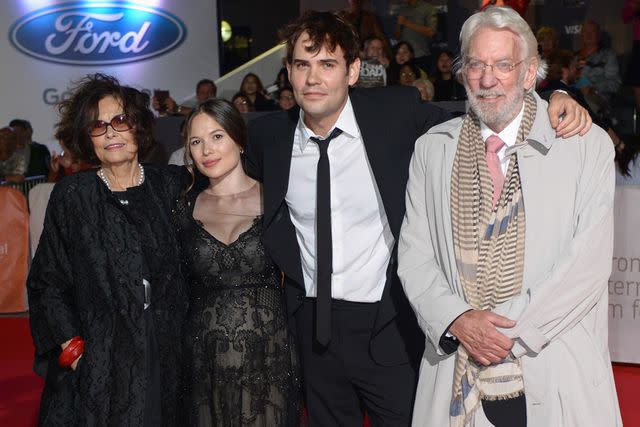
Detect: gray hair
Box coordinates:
(455, 6, 547, 82)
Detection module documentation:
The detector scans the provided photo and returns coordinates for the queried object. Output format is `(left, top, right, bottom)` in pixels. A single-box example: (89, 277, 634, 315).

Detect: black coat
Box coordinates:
(246, 86, 451, 367)
(27, 166, 188, 426)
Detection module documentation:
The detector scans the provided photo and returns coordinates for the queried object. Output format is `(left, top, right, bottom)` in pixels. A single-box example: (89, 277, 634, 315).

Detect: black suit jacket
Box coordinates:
(246, 86, 451, 366)
(26, 142, 51, 177)
(538, 80, 612, 130)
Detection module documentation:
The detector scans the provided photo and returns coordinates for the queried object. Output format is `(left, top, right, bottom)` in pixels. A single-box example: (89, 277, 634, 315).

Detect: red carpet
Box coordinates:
(0, 317, 638, 426)
(0, 317, 42, 427)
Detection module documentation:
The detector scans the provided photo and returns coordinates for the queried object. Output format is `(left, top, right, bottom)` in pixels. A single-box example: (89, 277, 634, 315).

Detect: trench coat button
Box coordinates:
(166, 273, 172, 280)
(296, 294, 304, 302)
(119, 309, 127, 315)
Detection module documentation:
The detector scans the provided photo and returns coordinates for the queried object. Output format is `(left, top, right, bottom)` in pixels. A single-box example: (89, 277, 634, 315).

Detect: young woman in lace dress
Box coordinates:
(173, 99, 300, 426)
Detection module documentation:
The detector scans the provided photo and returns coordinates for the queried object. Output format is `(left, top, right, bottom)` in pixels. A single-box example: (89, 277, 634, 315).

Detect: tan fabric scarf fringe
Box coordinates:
(449, 92, 536, 427)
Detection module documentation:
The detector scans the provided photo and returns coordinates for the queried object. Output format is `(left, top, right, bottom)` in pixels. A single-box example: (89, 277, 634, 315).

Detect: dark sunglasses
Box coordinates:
(88, 114, 134, 137)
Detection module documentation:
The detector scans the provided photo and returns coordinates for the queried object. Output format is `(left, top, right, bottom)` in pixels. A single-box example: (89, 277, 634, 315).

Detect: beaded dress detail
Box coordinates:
(174, 183, 301, 426)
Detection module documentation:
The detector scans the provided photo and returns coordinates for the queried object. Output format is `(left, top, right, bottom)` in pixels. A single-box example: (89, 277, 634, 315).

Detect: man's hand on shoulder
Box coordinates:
(547, 91, 592, 138)
(449, 310, 516, 366)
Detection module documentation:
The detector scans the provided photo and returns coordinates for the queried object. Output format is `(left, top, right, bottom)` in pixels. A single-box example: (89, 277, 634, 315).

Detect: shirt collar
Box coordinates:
(480, 101, 525, 147)
(295, 96, 360, 152)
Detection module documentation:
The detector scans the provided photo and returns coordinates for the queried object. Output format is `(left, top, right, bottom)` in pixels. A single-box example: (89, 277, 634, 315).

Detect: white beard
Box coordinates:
(465, 72, 526, 131)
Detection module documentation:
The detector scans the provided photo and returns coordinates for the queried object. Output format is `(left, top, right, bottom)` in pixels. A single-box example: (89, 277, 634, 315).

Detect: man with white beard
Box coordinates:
(398, 6, 622, 427)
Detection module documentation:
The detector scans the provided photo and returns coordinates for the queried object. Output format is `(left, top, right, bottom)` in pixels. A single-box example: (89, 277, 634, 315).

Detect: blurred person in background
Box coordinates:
(413, 78, 435, 101)
(0, 126, 25, 183)
(357, 36, 388, 88)
(47, 138, 95, 182)
(232, 92, 255, 114)
(388, 40, 428, 85)
(339, 0, 388, 54)
(615, 133, 640, 184)
(240, 72, 277, 111)
(9, 118, 50, 177)
(431, 50, 467, 101)
(575, 20, 621, 117)
(535, 26, 559, 61)
(534, 26, 560, 89)
(278, 86, 297, 110)
(395, 0, 438, 73)
(541, 48, 622, 149)
(152, 78, 217, 116)
(398, 62, 421, 86)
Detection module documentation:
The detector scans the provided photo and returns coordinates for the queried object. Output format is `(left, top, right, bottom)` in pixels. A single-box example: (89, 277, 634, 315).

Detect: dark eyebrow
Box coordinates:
(292, 58, 339, 66)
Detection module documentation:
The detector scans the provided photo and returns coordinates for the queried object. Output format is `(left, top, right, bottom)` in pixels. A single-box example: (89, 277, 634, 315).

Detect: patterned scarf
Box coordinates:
(449, 92, 536, 426)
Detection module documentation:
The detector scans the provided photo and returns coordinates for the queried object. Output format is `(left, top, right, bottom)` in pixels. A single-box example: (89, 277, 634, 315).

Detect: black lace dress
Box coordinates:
(174, 186, 301, 426)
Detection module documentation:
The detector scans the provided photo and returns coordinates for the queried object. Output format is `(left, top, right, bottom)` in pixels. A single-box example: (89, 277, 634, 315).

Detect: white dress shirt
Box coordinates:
(286, 97, 394, 302)
(480, 103, 525, 176)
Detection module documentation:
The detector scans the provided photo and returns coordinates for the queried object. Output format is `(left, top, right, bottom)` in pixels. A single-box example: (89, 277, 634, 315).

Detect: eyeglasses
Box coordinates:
(234, 99, 248, 105)
(400, 72, 416, 78)
(465, 59, 524, 80)
(88, 114, 134, 137)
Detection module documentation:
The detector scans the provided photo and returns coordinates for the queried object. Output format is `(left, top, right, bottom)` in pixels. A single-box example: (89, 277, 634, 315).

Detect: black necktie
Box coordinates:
(310, 127, 342, 346)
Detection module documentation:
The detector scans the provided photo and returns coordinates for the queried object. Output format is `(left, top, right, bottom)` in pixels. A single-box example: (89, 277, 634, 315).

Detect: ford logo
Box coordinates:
(9, 2, 187, 65)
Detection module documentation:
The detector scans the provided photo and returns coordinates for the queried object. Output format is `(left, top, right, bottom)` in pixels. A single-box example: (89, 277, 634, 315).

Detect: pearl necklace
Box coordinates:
(98, 163, 145, 205)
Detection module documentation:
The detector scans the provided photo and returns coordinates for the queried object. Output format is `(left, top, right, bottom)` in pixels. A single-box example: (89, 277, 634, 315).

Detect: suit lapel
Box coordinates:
(261, 110, 305, 287)
(350, 94, 399, 236)
(263, 111, 297, 227)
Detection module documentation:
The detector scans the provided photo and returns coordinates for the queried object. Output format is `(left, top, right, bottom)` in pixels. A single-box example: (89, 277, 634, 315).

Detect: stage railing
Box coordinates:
(0, 175, 47, 197)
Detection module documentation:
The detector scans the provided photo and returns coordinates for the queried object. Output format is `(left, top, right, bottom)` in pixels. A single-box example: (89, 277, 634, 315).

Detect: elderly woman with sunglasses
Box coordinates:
(27, 74, 188, 427)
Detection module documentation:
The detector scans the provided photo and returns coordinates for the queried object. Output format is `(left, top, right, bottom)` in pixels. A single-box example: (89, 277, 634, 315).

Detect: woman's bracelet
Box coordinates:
(58, 336, 85, 368)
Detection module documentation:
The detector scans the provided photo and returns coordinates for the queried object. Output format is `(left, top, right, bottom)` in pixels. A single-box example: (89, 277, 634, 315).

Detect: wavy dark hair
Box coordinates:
(280, 10, 360, 68)
(240, 73, 265, 95)
(55, 73, 155, 164)
(393, 40, 415, 64)
(183, 98, 247, 191)
(616, 133, 640, 178)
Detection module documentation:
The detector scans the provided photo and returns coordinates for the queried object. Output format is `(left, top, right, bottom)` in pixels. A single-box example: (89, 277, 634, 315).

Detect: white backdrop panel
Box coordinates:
(609, 185, 640, 363)
(0, 0, 219, 150)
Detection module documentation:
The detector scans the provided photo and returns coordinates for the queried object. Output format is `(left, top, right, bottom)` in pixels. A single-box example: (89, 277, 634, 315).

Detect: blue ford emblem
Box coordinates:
(9, 2, 187, 65)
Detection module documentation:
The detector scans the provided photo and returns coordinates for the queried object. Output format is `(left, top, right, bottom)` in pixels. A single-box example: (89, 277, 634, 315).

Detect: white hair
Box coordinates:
(455, 6, 547, 82)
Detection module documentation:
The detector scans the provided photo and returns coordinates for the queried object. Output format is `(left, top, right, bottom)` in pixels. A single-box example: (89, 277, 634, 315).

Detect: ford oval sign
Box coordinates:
(9, 2, 187, 65)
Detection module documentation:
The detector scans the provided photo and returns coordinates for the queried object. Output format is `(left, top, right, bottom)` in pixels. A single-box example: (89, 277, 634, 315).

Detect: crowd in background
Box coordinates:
(2, 1, 640, 184)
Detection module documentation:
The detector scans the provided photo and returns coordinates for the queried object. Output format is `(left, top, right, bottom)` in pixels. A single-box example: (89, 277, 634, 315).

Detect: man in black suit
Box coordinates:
(246, 11, 591, 426)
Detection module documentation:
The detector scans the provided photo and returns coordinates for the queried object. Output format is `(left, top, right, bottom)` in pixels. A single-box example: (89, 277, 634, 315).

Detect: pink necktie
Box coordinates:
(485, 135, 505, 208)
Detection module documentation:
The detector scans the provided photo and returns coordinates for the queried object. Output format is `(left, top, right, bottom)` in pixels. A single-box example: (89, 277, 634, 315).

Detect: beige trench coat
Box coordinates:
(398, 93, 622, 427)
